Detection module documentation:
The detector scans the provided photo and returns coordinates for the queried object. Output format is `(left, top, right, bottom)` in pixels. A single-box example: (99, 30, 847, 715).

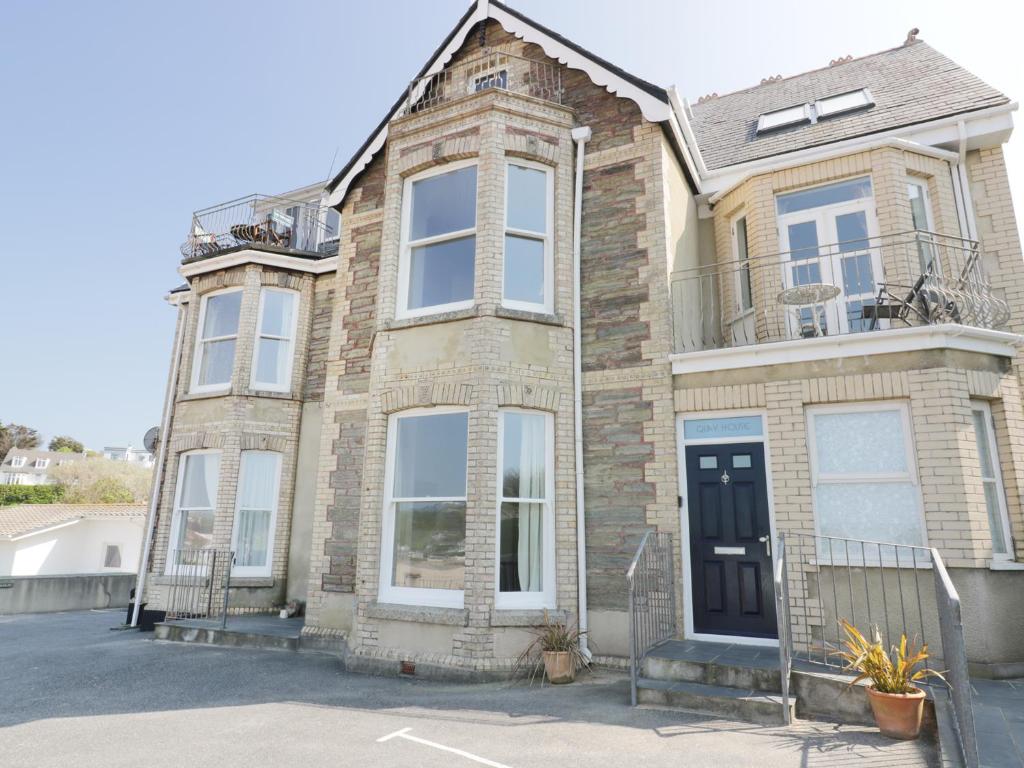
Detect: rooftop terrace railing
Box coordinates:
(675, 230, 1010, 352)
(401, 49, 562, 117)
(180, 194, 335, 262)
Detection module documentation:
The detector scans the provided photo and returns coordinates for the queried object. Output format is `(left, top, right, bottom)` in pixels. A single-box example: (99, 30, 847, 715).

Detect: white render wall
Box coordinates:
(0, 518, 143, 577)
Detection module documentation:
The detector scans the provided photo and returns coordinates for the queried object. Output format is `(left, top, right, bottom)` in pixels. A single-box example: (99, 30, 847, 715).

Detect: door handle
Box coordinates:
(758, 535, 772, 557)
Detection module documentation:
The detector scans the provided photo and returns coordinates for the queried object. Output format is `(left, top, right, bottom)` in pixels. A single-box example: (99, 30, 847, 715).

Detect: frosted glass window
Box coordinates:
(386, 410, 468, 600)
(813, 410, 908, 475)
(699, 456, 718, 470)
(193, 290, 242, 390)
(733, 454, 752, 469)
(172, 452, 220, 559)
(233, 451, 280, 572)
(809, 407, 924, 554)
(503, 162, 551, 311)
(401, 164, 477, 316)
(252, 289, 296, 391)
(499, 411, 551, 599)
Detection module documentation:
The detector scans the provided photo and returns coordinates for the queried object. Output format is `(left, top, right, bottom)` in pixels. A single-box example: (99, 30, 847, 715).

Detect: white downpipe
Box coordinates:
(571, 125, 592, 660)
(131, 299, 188, 627)
(956, 120, 979, 241)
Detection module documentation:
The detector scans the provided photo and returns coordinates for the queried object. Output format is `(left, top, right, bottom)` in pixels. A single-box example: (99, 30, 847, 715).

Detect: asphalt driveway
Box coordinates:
(0, 610, 938, 767)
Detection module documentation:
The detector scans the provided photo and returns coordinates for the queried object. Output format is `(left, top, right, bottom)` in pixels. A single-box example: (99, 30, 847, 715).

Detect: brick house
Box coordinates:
(140, 0, 1024, 682)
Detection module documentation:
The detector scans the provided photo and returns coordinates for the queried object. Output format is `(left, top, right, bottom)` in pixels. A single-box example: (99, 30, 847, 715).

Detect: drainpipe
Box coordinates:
(571, 125, 592, 659)
(956, 120, 979, 242)
(131, 297, 188, 627)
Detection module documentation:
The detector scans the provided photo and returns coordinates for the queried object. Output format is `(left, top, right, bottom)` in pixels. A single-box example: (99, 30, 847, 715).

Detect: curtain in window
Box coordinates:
(236, 453, 277, 568)
(516, 414, 545, 592)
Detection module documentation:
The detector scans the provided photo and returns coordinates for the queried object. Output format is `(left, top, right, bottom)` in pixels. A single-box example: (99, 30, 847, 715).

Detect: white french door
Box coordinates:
(778, 199, 882, 338)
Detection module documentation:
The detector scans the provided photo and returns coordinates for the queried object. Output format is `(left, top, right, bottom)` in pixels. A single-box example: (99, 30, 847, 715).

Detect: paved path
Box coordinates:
(0, 610, 939, 768)
(972, 678, 1024, 767)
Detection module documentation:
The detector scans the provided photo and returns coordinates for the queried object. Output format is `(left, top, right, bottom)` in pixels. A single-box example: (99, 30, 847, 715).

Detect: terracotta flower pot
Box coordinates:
(542, 650, 576, 684)
(866, 686, 926, 739)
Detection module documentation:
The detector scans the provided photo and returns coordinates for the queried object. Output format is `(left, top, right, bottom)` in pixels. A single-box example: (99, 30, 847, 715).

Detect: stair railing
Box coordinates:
(626, 530, 676, 706)
(773, 533, 793, 725)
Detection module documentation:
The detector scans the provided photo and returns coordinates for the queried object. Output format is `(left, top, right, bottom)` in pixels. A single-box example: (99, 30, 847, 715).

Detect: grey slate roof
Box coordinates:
(2, 448, 86, 478)
(689, 41, 1010, 171)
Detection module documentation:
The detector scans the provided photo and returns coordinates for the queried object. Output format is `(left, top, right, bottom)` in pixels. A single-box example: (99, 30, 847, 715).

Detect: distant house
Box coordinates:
(102, 446, 155, 468)
(0, 448, 87, 485)
(0, 503, 146, 576)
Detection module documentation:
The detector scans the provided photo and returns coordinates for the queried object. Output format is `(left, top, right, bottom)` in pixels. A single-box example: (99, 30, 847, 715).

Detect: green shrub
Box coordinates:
(0, 484, 66, 506)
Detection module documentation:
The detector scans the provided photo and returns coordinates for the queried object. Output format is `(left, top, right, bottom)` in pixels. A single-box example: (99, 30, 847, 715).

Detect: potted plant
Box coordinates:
(833, 619, 945, 740)
(514, 611, 589, 685)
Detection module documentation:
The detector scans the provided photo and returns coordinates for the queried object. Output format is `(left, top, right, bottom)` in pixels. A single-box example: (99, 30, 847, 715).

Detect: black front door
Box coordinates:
(685, 442, 777, 638)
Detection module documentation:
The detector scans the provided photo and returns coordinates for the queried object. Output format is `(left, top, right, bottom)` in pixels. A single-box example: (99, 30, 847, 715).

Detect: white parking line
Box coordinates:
(377, 727, 513, 767)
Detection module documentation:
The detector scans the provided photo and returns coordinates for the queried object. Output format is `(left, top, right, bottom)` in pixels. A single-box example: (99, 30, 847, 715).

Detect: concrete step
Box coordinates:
(155, 621, 299, 651)
(637, 678, 796, 725)
(642, 650, 783, 694)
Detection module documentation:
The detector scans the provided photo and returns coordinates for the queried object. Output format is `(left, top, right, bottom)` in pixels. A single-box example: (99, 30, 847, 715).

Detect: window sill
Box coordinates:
(490, 608, 565, 627)
(365, 601, 468, 626)
(382, 306, 481, 332)
(495, 307, 565, 327)
(989, 560, 1024, 571)
(179, 389, 233, 403)
(229, 577, 276, 587)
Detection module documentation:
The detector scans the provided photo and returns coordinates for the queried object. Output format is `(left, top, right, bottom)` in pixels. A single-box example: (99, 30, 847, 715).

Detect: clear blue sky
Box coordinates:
(2, 0, 1019, 451)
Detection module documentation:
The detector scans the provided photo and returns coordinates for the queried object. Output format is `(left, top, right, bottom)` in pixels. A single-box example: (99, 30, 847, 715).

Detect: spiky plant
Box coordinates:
(512, 610, 590, 684)
(832, 619, 945, 694)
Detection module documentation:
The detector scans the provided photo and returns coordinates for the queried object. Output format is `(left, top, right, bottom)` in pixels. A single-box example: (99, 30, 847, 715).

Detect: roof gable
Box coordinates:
(326, 0, 673, 206)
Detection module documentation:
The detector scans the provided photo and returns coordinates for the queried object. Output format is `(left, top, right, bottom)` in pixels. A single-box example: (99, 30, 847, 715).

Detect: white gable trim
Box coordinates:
(326, 0, 673, 207)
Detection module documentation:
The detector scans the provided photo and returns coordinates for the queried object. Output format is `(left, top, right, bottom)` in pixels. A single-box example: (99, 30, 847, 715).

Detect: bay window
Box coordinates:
(251, 288, 298, 392)
(497, 409, 555, 608)
(232, 451, 281, 576)
(191, 289, 242, 392)
(807, 404, 925, 561)
(969, 401, 1014, 560)
(398, 162, 477, 318)
(381, 409, 468, 607)
(503, 161, 553, 312)
(168, 451, 220, 569)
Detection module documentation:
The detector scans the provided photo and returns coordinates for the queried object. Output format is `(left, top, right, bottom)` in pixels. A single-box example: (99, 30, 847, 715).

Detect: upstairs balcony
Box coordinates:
(676, 231, 1011, 353)
(401, 49, 562, 117)
(180, 194, 336, 263)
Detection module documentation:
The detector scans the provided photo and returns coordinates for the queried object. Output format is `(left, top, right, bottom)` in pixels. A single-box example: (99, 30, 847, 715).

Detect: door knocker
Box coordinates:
(720, 470, 731, 485)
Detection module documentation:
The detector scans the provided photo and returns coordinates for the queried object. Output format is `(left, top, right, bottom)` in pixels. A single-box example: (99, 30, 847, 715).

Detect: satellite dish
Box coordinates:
(143, 427, 160, 454)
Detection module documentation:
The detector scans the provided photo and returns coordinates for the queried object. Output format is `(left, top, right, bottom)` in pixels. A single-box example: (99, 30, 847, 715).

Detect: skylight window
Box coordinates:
(756, 104, 811, 133)
(816, 89, 874, 118)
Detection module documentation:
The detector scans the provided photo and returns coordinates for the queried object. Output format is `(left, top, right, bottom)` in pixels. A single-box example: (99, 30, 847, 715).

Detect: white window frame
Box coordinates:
(379, 406, 469, 608)
(805, 401, 928, 565)
(230, 450, 282, 578)
(165, 449, 221, 575)
(502, 159, 554, 314)
(190, 288, 243, 394)
(34, 458, 49, 469)
(731, 212, 754, 317)
(757, 104, 812, 133)
(396, 159, 478, 320)
(11, 456, 26, 468)
(815, 88, 874, 119)
(906, 176, 935, 232)
(494, 408, 556, 610)
(970, 400, 1015, 561)
(250, 287, 299, 393)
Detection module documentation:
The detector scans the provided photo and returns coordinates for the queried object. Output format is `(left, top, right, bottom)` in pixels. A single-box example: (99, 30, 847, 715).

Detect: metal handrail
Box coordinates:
(165, 548, 235, 629)
(776, 532, 977, 764)
(773, 533, 792, 725)
(932, 549, 980, 768)
(626, 530, 676, 706)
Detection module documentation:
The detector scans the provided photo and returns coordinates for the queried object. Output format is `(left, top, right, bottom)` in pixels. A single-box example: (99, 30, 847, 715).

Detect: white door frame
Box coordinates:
(778, 197, 882, 338)
(676, 410, 780, 647)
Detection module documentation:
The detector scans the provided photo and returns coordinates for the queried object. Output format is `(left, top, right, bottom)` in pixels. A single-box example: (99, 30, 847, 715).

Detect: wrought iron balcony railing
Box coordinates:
(180, 194, 336, 262)
(401, 49, 562, 117)
(675, 230, 1010, 352)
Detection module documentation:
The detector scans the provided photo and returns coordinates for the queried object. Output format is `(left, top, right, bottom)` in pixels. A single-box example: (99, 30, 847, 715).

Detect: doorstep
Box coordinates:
(154, 614, 346, 656)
